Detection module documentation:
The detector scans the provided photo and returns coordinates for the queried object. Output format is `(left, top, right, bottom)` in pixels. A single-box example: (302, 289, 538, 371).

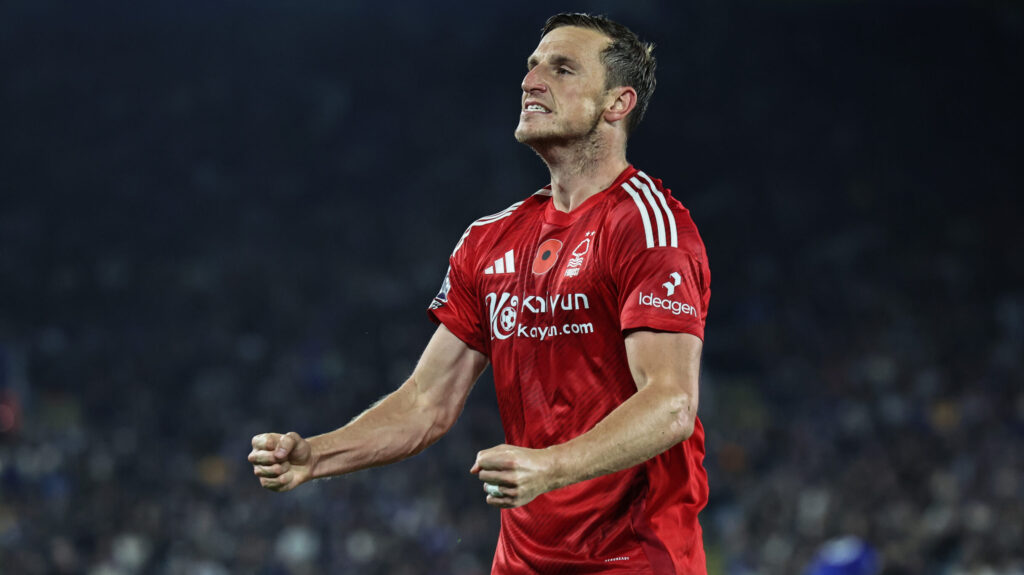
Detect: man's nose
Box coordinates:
(521, 67, 547, 94)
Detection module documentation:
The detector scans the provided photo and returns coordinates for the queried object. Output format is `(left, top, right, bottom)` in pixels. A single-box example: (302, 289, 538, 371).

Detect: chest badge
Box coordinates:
(532, 239, 563, 275)
(564, 231, 595, 278)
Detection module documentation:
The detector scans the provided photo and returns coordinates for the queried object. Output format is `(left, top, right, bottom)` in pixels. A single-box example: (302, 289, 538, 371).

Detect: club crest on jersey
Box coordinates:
(564, 231, 595, 278)
(532, 239, 563, 275)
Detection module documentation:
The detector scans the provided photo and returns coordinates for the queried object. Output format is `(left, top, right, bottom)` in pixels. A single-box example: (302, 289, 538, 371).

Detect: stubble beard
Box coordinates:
(515, 108, 605, 168)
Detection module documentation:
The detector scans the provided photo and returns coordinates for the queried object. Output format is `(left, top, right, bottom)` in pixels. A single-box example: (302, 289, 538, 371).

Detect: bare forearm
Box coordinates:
(249, 326, 485, 493)
(470, 332, 701, 509)
(307, 377, 448, 479)
(546, 382, 695, 490)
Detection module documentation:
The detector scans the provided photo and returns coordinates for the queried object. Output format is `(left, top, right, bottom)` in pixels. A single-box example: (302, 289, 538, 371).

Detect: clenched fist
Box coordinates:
(248, 431, 314, 492)
(470, 444, 559, 508)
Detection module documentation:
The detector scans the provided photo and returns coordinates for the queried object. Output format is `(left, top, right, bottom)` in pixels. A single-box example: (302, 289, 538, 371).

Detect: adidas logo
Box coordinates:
(484, 250, 516, 275)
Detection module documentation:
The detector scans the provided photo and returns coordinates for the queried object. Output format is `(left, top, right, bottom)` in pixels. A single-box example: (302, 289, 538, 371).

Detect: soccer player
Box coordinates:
(249, 13, 711, 574)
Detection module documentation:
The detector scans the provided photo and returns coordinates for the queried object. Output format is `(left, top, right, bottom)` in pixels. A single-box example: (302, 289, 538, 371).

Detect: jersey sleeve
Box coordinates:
(607, 197, 711, 340)
(427, 233, 488, 355)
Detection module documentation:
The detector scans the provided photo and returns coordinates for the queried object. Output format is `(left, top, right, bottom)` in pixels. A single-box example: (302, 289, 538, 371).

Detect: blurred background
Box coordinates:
(1, 1, 1022, 574)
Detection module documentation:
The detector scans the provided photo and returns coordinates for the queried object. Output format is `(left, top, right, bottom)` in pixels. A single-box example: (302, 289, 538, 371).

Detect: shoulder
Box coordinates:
(604, 169, 704, 254)
(449, 190, 548, 257)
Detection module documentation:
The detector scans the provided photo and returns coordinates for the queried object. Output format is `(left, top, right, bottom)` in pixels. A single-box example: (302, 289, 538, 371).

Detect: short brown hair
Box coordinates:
(542, 13, 657, 134)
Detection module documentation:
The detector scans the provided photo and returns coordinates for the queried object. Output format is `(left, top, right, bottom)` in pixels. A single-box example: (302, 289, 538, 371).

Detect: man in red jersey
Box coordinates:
(249, 13, 710, 574)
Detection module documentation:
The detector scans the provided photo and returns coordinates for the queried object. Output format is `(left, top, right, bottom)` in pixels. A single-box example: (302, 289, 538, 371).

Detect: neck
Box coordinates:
(533, 133, 629, 213)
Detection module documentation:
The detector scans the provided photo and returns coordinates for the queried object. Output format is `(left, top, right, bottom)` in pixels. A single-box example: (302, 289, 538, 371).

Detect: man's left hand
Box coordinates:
(470, 444, 557, 508)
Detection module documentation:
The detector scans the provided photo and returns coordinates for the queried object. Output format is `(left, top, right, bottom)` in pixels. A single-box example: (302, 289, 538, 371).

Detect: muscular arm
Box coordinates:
(472, 330, 701, 506)
(309, 324, 488, 478)
(251, 324, 488, 490)
(550, 330, 701, 484)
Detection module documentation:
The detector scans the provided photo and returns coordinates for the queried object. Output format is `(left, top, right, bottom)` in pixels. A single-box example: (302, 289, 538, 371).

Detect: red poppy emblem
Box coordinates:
(532, 239, 563, 275)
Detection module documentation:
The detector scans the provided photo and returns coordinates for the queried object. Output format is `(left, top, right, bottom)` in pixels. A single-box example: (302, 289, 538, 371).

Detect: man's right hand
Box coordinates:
(248, 431, 314, 492)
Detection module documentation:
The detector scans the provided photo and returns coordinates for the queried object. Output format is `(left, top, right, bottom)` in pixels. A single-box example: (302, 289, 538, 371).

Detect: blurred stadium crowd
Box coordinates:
(1, 1, 1021, 574)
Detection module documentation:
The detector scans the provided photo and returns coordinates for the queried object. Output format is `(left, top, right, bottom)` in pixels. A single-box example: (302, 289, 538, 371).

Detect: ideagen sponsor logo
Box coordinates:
(638, 292, 697, 317)
(662, 272, 681, 296)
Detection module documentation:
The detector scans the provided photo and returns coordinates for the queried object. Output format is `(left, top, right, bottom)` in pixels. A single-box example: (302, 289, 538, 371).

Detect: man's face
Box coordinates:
(514, 26, 611, 147)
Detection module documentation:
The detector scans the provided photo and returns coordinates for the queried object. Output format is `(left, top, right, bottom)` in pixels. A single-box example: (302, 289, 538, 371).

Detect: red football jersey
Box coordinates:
(428, 166, 711, 574)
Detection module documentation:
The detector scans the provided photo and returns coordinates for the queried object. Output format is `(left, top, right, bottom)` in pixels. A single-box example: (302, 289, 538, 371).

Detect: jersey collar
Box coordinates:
(542, 165, 639, 226)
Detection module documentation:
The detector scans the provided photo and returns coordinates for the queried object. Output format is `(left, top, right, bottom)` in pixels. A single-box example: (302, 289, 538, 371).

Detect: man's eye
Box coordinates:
(556, 67, 572, 75)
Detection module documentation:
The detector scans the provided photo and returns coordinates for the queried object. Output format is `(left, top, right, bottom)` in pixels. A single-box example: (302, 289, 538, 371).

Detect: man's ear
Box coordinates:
(604, 86, 638, 124)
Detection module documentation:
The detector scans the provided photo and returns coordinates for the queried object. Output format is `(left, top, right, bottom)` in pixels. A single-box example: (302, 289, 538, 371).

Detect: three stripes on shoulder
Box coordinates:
(622, 172, 678, 249)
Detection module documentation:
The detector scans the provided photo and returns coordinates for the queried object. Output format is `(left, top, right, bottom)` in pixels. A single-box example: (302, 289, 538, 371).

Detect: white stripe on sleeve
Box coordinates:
(638, 171, 678, 248)
(632, 177, 667, 247)
(621, 181, 655, 249)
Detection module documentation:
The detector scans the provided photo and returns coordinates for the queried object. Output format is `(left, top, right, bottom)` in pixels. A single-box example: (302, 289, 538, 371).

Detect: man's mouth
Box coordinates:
(523, 102, 551, 114)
